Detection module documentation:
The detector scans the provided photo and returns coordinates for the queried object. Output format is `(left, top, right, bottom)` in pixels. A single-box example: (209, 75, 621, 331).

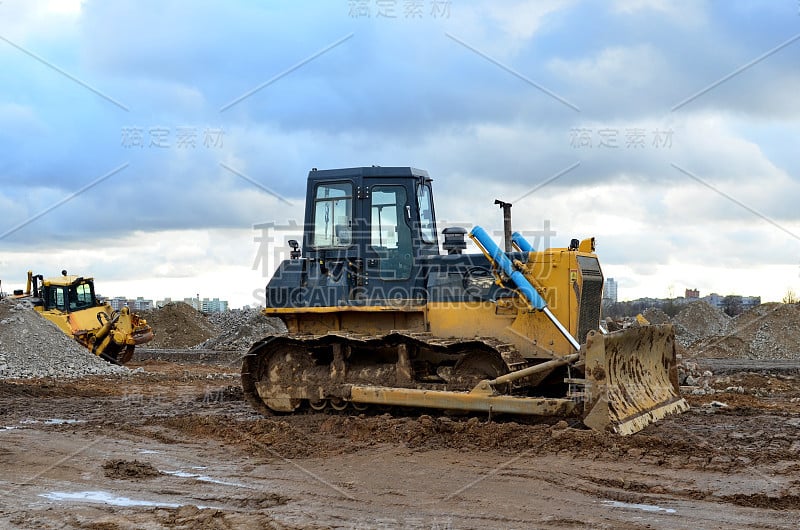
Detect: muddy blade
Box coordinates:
(582, 324, 689, 435)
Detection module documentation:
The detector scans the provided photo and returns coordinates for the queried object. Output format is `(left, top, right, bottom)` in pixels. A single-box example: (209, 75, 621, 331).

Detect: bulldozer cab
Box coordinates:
(41, 277, 98, 313)
(284, 167, 440, 305)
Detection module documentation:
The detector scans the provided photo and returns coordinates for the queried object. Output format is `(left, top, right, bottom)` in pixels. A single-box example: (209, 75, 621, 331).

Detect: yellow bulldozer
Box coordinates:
(242, 167, 688, 434)
(13, 270, 154, 364)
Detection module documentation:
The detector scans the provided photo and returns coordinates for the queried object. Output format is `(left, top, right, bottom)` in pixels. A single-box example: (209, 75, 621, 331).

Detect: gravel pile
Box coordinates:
(672, 301, 731, 348)
(0, 299, 128, 379)
(140, 302, 217, 348)
(641, 307, 671, 325)
(195, 309, 285, 351)
(138, 303, 285, 351)
(691, 303, 800, 360)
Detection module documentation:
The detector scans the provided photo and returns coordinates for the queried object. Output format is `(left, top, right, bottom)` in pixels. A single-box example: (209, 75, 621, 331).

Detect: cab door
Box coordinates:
(361, 180, 414, 301)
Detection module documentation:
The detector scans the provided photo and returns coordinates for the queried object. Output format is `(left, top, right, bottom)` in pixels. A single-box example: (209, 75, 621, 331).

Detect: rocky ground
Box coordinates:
(0, 301, 798, 528)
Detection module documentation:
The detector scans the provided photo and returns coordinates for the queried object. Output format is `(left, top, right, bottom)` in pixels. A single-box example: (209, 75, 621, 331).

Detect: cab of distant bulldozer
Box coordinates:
(41, 277, 97, 313)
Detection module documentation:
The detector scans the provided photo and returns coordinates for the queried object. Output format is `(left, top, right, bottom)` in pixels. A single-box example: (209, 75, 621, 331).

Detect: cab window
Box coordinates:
(46, 286, 66, 310)
(371, 185, 412, 280)
(313, 182, 353, 247)
(416, 183, 436, 244)
(69, 282, 94, 310)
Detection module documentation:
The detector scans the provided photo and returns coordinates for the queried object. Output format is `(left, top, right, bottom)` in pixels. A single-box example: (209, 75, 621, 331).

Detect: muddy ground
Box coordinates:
(1, 355, 799, 529)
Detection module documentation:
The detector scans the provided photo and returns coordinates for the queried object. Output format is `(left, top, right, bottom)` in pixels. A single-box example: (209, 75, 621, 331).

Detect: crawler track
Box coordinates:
(241, 332, 565, 415)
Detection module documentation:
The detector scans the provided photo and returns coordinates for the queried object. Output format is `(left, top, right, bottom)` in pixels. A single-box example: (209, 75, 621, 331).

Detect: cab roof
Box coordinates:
(42, 275, 93, 287)
(307, 166, 430, 181)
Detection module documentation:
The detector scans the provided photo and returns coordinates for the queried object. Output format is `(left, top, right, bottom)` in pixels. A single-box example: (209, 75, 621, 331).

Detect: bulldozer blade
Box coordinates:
(582, 324, 689, 435)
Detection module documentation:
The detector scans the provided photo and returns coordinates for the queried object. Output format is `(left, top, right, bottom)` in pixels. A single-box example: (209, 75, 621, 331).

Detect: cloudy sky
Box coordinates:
(1, 0, 799, 308)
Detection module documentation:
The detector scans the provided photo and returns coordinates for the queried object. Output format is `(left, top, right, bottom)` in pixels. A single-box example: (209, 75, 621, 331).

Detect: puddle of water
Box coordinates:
(17, 419, 85, 426)
(40, 491, 182, 508)
(602, 500, 676, 514)
(44, 419, 85, 425)
(161, 469, 246, 488)
(138, 449, 161, 455)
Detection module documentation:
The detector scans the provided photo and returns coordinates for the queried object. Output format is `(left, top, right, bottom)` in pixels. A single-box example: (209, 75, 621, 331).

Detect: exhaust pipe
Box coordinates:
(494, 199, 513, 253)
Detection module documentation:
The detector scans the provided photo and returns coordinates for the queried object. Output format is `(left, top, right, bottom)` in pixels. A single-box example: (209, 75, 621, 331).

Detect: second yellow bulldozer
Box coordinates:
(242, 167, 688, 434)
(13, 270, 154, 364)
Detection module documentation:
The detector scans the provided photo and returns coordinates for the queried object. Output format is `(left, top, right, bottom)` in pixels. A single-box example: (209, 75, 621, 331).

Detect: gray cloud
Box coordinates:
(1, 1, 798, 303)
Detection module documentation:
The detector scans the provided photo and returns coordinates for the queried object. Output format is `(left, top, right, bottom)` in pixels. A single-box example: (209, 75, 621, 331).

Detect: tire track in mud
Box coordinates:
(493, 461, 800, 527)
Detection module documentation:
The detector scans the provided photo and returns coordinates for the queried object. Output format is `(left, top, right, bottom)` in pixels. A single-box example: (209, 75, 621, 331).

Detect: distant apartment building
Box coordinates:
(704, 293, 724, 308)
(110, 295, 227, 312)
(741, 296, 761, 310)
(183, 296, 228, 313)
(133, 297, 153, 311)
(183, 297, 202, 311)
(202, 298, 228, 313)
(109, 296, 127, 311)
(685, 288, 699, 299)
(108, 296, 153, 311)
(603, 277, 618, 304)
(156, 297, 173, 308)
(702, 293, 761, 311)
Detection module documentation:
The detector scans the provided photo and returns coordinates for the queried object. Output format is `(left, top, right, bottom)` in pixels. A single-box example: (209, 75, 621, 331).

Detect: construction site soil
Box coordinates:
(1, 301, 799, 528)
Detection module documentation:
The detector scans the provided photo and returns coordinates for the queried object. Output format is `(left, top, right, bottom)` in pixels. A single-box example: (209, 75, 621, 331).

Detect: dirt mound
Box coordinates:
(0, 299, 128, 379)
(196, 309, 286, 351)
(673, 301, 730, 347)
(161, 415, 320, 459)
(141, 303, 217, 348)
(642, 307, 671, 325)
(690, 303, 800, 359)
(102, 459, 161, 480)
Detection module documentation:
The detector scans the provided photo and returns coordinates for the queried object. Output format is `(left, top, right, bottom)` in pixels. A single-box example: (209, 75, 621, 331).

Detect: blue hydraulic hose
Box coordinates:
(470, 225, 581, 351)
(511, 232, 534, 252)
(470, 226, 547, 310)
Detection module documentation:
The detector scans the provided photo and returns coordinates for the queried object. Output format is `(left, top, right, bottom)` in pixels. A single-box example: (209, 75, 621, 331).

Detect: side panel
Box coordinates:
(426, 302, 562, 359)
(37, 310, 74, 336)
(273, 308, 427, 335)
(524, 249, 576, 336)
(507, 310, 576, 358)
(522, 249, 603, 346)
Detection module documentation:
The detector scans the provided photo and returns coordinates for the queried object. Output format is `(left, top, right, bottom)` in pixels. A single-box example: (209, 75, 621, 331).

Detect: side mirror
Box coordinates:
(288, 239, 301, 259)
